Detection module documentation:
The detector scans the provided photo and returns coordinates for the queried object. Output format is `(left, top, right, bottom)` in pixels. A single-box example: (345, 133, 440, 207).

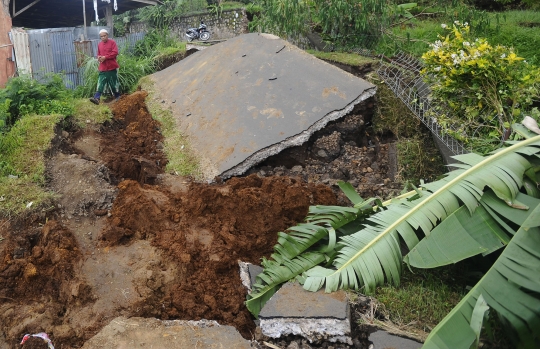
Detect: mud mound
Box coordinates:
(100, 91, 168, 184)
(0, 220, 80, 300)
(100, 174, 336, 337)
(0, 220, 89, 347)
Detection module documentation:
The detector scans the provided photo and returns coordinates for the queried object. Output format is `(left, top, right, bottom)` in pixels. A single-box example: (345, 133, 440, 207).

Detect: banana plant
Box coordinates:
(246, 131, 540, 346)
(303, 135, 540, 294)
(422, 202, 540, 349)
(245, 183, 379, 318)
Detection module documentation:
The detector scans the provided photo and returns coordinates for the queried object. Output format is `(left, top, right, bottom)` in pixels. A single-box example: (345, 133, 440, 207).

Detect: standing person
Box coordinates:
(90, 29, 120, 105)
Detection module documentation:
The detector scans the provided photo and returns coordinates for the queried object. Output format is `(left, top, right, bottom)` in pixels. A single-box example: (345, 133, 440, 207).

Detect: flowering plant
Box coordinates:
(421, 21, 540, 153)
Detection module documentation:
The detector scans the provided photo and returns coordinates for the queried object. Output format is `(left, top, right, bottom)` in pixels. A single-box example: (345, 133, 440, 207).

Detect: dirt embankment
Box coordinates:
(0, 91, 337, 348)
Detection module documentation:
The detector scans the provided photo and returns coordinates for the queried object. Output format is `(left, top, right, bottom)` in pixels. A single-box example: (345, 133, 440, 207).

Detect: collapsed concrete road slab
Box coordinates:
(81, 317, 252, 349)
(258, 282, 351, 344)
(150, 33, 376, 180)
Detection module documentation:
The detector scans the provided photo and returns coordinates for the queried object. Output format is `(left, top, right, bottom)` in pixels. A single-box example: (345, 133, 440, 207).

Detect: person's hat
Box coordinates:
(99, 29, 108, 34)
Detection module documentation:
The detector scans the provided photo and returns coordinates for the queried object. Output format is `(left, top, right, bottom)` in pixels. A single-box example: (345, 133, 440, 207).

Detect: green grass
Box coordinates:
(488, 10, 540, 65)
(0, 114, 61, 216)
(307, 50, 378, 66)
(377, 10, 540, 65)
(366, 73, 446, 184)
(71, 98, 112, 128)
(156, 42, 186, 57)
(139, 76, 201, 178)
(370, 267, 467, 335)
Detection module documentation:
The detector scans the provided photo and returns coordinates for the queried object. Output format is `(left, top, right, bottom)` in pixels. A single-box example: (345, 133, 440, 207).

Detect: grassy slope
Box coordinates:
(139, 76, 201, 178)
(0, 114, 62, 216)
(379, 10, 540, 64)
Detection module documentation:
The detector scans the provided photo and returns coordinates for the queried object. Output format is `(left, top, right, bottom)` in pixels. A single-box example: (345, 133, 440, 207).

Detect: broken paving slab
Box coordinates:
(150, 33, 376, 181)
(80, 317, 252, 349)
(238, 261, 264, 292)
(369, 330, 422, 349)
(258, 282, 351, 344)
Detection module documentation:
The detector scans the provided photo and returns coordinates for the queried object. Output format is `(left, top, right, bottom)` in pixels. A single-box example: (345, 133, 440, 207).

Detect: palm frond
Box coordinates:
(303, 135, 540, 293)
(422, 202, 540, 349)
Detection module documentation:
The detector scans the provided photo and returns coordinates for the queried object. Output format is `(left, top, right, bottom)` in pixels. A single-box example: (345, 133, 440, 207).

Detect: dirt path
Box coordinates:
(0, 92, 337, 348)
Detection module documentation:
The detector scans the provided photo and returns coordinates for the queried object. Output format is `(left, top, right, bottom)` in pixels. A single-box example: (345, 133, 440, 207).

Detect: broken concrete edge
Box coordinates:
(239, 261, 264, 293)
(259, 318, 352, 345)
(220, 86, 377, 179)
(161, 319, 222, 328)
(238, 261, 252, 292)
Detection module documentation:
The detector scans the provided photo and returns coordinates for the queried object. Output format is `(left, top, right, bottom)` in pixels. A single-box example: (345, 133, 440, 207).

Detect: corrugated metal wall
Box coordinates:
(10, 27, 145, 89)
(11, 30, 32, 75)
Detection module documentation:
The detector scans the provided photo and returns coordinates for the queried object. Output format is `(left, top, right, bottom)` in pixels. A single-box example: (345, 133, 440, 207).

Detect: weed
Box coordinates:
(139, 77, 202, 178)
(306, 50, 378, 66)
(370, 267, 467, 334)
(0, 73, 73, 130)
(366, 73, 445, 184)
(396, 135, 445, 184)
(71, 99, 113, 128)
(0, 114, 61, 216)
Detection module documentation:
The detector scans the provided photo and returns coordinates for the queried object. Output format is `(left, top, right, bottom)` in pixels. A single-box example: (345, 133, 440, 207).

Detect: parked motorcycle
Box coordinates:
(185, 21, 211, 42)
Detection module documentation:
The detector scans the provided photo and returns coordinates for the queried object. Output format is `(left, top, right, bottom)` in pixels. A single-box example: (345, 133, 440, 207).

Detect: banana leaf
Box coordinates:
(303, 136, 540, 293)
(422, 202, 540, 349)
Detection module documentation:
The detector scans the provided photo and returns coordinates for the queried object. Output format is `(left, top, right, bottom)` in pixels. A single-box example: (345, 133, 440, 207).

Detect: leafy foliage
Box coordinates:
(251, 0, 390, 48)
(134, 29, 183, 58)
(247, 133, 540, 347)
(136, 0, 208, 29)
(0, 74, 73, 131)
(423, 204, 540, 349)
(75, 52, 156, 98)
(421, 22, 540, 154)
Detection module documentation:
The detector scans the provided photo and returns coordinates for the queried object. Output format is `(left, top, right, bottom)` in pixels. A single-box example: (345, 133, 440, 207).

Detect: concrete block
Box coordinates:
(369, 330, 422, 349)
(259, 282, 351, 344)
(81, 317, 252, 349)
(238, 261, 263, 292)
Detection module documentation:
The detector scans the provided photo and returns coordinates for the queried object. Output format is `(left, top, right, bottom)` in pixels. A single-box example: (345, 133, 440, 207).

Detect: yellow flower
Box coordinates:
(477, 42, 490, 52)
(506, 52, 524, 63)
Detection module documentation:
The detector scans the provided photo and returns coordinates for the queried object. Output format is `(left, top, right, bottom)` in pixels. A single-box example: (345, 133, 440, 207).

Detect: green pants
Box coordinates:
(96, 69, 119, 94)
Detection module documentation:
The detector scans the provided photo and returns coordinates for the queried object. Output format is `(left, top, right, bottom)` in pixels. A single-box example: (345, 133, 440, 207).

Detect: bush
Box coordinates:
(0, 74, 73, 131)
(75, 53, 156, 98)
(421, 21, 540, 153)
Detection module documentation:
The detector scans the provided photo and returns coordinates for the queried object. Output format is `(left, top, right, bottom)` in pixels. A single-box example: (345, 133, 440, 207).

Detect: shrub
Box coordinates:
(0, 74, 73, 131)
(421, 21, 540, 153)
(75, 52, 156, 98)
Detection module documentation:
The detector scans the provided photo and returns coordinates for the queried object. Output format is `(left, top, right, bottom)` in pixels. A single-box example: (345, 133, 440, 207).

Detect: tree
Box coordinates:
(0, 0, 15, 87)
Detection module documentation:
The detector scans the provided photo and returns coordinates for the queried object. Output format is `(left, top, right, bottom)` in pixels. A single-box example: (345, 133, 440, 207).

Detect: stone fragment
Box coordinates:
(81, 317, 252, 349)
(259, 282, 351, 344)
(368, 330, 422, 349)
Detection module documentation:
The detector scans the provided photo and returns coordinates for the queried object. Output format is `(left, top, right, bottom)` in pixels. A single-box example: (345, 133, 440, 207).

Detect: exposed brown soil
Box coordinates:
(0, 91, 338, 348)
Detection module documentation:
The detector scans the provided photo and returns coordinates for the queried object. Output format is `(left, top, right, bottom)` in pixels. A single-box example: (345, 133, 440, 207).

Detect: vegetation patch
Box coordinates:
(369, 267, 467, 338)
(306, 50, 377, 67)
(0, 114, 61, 216)
(368, 73, 445, 184)
(71, 99, 113, 128)
(139, 76, 201, 178)
(422, 21, 540, 154)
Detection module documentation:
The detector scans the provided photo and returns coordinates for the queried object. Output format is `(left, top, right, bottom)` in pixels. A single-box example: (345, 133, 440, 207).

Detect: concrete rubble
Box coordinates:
(81, 317, 252, 349)
(151, 33, 376, 181)
(258, 282, 352, 344)
(369, 330, 422, 349)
